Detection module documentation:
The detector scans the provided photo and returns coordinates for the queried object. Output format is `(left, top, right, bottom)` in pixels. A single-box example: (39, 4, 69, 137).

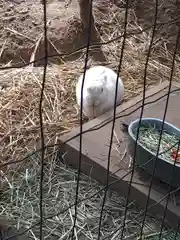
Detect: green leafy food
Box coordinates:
(135, 125, 180, 163)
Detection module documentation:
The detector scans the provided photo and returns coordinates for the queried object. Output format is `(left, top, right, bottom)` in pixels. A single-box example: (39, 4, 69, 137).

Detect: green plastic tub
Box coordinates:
(128, 117, 180, 188)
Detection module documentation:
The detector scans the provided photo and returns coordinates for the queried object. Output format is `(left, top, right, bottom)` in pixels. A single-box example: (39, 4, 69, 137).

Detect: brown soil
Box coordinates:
(0, 0, 81, 66)
(132, 0, 180, 51)
(0, 0, 180, 67)
(0, 0, 112, 67)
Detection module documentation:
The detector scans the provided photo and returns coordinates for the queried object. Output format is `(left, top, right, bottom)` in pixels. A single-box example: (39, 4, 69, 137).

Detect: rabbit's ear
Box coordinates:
(86, 59, 92, 69)
(100, 69, 105, 76)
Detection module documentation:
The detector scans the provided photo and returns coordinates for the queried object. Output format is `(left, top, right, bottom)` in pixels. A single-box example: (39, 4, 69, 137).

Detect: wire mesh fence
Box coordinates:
(0, 0, 180, 239)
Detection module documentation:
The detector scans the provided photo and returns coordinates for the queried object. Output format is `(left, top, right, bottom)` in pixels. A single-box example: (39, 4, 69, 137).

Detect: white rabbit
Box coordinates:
(76, 66, 124, 120)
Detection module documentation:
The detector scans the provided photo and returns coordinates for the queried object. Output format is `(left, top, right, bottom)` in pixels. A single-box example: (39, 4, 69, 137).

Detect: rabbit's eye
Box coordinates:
(101, 88, 103, 92)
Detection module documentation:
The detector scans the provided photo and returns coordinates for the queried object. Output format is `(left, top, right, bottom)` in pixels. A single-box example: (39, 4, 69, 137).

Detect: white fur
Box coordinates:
(76, 66, 124, 119)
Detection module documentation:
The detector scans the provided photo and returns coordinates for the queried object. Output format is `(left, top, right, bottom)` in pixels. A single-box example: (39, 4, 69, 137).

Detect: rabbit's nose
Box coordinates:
(87, 86, 93, 93)
(94, 99, 100, 106)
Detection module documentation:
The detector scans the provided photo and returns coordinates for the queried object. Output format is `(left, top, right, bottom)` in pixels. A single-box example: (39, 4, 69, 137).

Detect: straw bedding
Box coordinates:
(0, 156, 173, 239)
(1, 3, 180, 170)
(0, 3, 180, 240)
(0, 43, 180, 170)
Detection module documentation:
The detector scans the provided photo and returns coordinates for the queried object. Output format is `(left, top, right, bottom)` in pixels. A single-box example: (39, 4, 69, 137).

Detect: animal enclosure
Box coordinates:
(0, 0, 180, 240)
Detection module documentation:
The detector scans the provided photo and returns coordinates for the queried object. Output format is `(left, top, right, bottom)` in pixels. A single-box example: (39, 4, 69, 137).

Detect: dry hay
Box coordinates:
(1, 45, 180, 171)
(0, 63, 84, 169)
(0, 155, 172, 240)
(0, 5, 180, 239)
(97, 7, 180, 97)
(1, 6, 180, 169)
(1, 5, 180, 166)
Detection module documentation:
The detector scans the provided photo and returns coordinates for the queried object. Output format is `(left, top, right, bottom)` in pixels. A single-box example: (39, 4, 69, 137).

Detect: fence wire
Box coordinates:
(0, 0, 180, 239)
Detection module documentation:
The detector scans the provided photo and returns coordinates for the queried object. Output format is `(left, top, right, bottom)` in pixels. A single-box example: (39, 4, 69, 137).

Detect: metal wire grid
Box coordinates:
(0, 0, 180, 239)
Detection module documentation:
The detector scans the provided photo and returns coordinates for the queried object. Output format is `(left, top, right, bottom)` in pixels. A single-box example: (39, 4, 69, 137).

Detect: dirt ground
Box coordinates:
(0, 0, 80, 66)
(1, 0, 180, 68)
(0, 0, 113, 67)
